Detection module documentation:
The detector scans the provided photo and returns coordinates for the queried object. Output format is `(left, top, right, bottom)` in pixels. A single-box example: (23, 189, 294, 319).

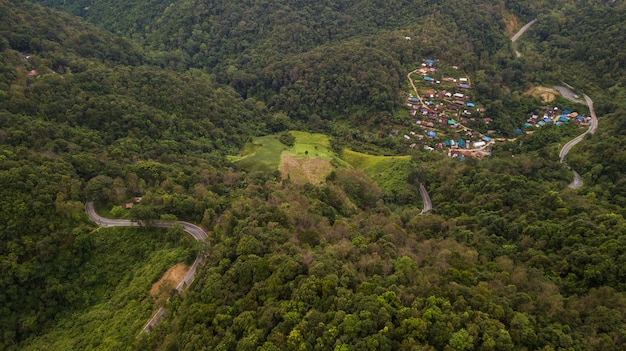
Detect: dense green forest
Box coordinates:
(2, 0, 626, 349)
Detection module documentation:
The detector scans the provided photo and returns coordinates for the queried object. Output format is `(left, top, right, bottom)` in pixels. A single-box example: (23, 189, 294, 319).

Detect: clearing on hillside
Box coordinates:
(341, 149, 412, 194)
(150, 262, 189, 301)
(279, 155, 333, 184)
(525, 86, 557, 102)
(503, 10, 521, 37)
(228, 134, 287, 173)
(231, 131, 348, 182)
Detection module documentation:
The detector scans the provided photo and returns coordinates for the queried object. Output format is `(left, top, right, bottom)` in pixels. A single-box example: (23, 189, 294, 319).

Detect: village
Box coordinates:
(397, 59, 592, 159)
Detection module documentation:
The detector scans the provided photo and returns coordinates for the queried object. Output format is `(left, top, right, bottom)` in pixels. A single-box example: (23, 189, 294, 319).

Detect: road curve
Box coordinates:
(559, 94, 598, 188)
(85, 202, 208, 333)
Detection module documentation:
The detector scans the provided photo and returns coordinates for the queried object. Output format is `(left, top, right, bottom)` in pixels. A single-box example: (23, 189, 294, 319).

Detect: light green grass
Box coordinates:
(229, 134, 287, 173)
(342, 149, 413, 193)
(231, 132, 413, 193)
(231, 132, 350, 173)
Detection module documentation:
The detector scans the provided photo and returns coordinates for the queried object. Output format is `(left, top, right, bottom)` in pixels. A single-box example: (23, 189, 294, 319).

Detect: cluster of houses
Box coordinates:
(399, 60, 593, 160)
(401, 59, 496, 158)
(525, 107, 591, 128)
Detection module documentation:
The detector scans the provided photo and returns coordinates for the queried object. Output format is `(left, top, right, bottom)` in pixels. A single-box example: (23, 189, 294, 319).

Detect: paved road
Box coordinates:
(85, 202, 208, 332)
(569, 171, 583, 189)
(511, 19, 537, 42)
(419, 183, 432, 214)
(559, 94, 598, 189)
(553, 85, 586, 105)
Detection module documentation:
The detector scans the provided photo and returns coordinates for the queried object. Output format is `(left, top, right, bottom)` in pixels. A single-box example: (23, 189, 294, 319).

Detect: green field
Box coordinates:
(228, 134, 287, 173)
(342, 149, 413, 193)
(231, 132, 413, 191)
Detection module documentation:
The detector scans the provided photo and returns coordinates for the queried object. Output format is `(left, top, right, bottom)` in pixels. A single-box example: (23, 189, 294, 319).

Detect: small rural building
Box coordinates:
(473, 141, 486, 148)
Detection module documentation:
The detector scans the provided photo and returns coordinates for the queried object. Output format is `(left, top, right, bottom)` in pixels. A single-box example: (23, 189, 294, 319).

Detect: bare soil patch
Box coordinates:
(503, 11, 521, 37)
(279, 155, 333, 184)
(150, 263, 188, 298)
(525, 86, 557, 103)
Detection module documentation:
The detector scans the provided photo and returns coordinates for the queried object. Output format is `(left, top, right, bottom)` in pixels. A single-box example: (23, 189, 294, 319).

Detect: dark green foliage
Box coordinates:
(3, 0, 626, 349)
(278, 132, 295, 147)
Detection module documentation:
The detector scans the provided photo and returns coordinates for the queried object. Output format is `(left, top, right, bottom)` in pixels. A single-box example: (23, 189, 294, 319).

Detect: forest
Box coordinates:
(2, 0, 626, 349)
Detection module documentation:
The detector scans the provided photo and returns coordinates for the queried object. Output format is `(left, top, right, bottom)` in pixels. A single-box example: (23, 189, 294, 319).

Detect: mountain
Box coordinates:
(3, 0, 626, 349)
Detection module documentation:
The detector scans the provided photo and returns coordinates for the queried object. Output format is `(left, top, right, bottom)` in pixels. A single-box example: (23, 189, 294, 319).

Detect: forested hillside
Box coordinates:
(34, 0, 514, 125)
(3, 0, 626, 349)
(0, 0, 268, 347)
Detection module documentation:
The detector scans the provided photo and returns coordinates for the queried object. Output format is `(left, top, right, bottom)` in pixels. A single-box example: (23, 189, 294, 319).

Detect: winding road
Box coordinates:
(85, 202, 208, 333)
(511, 18, 536, 57)
(559, 94, 598, 188)
(511, 20, 598, 189)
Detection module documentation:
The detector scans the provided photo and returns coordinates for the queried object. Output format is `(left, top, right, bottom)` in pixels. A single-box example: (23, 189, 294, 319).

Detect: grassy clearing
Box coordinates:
(229, 134, 287, 173)
(232, 132, 413, 191)
(342, 149, 412, 193)
(232, 131, 349, 181)
(21, 227, 193, 351)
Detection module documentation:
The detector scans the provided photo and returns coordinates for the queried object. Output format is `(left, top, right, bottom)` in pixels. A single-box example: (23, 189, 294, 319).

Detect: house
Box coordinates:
(27, 70, 38, 77)
(425, 59, 435, 66)
(459, 78, 468, 82)
(473, 141, 486, 148)
(425, 122, 435, 128)
(453, 93, 464, 99)
(125, 203, 134, 209)
(424, 76, 434, 82)
(454, 100, 464, 105)
(458, 84, 470, 89)
(404, 135, 411, 140)
(409, 109, 417, 116)
(466, 102, 475, 107)
(445, 92, 452, 98)
(408, 97, 420, 103)
(482, 136, 491, 142)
